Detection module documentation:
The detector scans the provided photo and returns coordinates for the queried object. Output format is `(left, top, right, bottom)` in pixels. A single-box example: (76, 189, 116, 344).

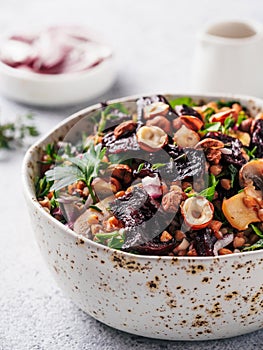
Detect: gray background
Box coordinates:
(0, 0, 262, 349)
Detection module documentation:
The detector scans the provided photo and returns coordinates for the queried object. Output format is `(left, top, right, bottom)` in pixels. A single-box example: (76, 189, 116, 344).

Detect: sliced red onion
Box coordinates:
(177, 238, 190, 251)
(0, 39, 36, 66)
(10, 33, 37, 44)
(142, 174, 162, 199)
(0, 26, 111, 74)
(33, 30, 71, 72)
(220, 148, 232, 155)
(213, 233, 234, 256)
(57, 194, 85, 224)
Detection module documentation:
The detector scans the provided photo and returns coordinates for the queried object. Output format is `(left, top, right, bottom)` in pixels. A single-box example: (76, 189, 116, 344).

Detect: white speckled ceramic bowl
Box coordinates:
(22, 93, 263, 341)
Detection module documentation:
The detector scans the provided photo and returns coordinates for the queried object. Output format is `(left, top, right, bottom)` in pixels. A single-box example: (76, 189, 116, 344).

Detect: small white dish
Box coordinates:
(0, 28, 116, 107)
(192, 19, 263, 97)
(0, 58, 116, 106)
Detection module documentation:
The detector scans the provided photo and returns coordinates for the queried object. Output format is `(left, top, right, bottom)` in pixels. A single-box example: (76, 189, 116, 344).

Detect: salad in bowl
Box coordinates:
(23, 93, 263, 340)
(35, 94, 263, 257)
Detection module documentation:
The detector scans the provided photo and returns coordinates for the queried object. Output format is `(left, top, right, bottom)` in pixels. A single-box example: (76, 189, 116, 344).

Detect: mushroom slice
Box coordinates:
(143, 102, 170, 119)
(239, 159, 263, 190)
(222, 191, 261, 230)
(146, 116, 171, 134)
(92, 177, 116, 198)
(181, 196, 214, 230)
(136, 125, 168, 152)
(228, 130, 251, 147)
(195, 138, 224, 150)
(243, 185, 262, 207)
(73, 195, 114, 235)
(173, 125, 200, 147)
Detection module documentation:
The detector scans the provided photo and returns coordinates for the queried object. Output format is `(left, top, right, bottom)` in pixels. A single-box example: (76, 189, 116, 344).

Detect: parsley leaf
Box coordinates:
(103, 103, 129, 116)
(35, 176, 53, 198)
(46, 144, 107, 202)
(244, 146, 257, 160)
(94, 230, 125, 249)
(98, 103, 129, 134)
(223, 115, 235, 130)
(216, 100, 240, 109)
(151, 163, 166, 170)
(242, 238, 263, 251)
(228, 164, 238, 188)
(203, 122, 221, 133)
(203, 107, 215, 122)
(169, 97, 194, 108)
(250, 224, 263, 239)
(197, 174, 218, 201)
(236, 111, 247, 126)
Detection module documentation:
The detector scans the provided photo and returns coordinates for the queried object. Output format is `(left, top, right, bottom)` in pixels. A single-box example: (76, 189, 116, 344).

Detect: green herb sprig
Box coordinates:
(197, 174, 219, 201)
(45, 143, 107, 203)
(242, 225, 263, 251)
(169, 97, 195, 109)
(94, 230, 125, 249)
(0, 114, 39, 150)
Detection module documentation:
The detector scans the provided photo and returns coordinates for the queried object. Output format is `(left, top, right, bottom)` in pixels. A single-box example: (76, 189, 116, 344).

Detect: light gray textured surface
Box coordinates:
(0, 1, 262, 349)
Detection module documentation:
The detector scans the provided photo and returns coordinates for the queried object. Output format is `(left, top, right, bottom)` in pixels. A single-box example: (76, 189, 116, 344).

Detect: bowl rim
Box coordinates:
(22, 91, 263, 261)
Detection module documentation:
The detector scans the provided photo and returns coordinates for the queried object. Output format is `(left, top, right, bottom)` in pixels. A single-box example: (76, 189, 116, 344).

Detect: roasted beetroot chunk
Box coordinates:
(191, 228, 216, 256)
(102, 132, 140, 153)
(251, 119, 263, 158)
(109, 187, 174, 250)
(109, 187, 159, 227)
(161, 145, 206, 182)
(206, 132, 247, 167)
(128, 241, 176, 255)
(175, 104, 202, 120)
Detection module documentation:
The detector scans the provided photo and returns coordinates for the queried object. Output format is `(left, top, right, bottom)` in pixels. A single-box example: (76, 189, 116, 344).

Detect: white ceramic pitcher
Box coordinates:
(192, 19, 263, 97)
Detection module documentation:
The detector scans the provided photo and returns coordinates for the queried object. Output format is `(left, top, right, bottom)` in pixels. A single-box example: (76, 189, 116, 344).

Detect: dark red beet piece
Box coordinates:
(109, 187, 159, 228)
(102, 132, 140, 153)
(192, 228, 216, 256)
(129, 241, 176, 255)
(175, 104, 202, 120)
(251, 119, 263, 158)
(160, 145, 206, 182)
(109, 187, 175, 250)
(206, 132, 247, 167)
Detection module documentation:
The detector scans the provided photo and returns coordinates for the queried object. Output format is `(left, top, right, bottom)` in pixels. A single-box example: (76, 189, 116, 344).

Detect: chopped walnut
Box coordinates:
(160, 230, 173, 242)
(114, 120, 137, 139)
(110, 164, 133, 186)
(220, 178, 231, 190)
(162, 187, 182, 213)
(146, 116, 171, 134)
(174, 230, 186, 241)
(209, 220, 223, 233)
(206, 148, 222, 164)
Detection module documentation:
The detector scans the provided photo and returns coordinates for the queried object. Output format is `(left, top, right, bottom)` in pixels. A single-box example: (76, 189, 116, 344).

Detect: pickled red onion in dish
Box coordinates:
(0, 26, 112, 74)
